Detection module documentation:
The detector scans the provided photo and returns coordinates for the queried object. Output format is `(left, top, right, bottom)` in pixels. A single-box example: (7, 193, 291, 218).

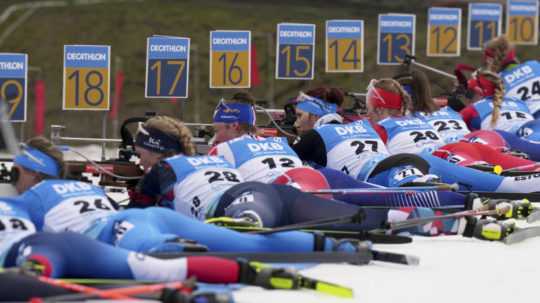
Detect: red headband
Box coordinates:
(483, 47, 516, 67)
(368, 88, 403, 110)
(467, 75, 496, 97)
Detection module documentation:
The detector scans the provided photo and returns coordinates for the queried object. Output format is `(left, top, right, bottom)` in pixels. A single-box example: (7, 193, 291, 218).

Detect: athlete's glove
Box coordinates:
(461, 216, 516, 241)
(484, 199, 535, 220)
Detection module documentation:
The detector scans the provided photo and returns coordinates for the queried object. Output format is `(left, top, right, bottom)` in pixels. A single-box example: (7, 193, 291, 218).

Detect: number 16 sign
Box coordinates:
(63, 45, 110, 110)
(210, 30, 251, 89)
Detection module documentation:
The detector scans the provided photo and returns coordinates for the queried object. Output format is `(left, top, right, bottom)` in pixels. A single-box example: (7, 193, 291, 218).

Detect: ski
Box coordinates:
(504, 226, 540, 245)
(526, 210, 540, 224)
(372, 250, 420, 266)
(249, 262, 354, 298)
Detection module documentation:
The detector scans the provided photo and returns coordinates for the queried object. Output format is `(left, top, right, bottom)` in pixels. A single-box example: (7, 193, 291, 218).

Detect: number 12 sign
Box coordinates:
(63, 45, 110, 110)
(378, 14, 416, 65)
(276, 23, 315, 80)
(146, 36, 190, 98)
(210, 30, 251, 89)
(427, 7, 461, 57)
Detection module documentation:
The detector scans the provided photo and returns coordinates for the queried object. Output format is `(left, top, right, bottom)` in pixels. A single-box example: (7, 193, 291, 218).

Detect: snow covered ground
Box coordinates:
(2, 145, 540, 303)
(233, 234, 540, 303)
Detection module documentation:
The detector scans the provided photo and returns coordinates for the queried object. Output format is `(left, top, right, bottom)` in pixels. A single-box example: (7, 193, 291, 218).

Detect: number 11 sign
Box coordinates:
(210, 30, 251, 89)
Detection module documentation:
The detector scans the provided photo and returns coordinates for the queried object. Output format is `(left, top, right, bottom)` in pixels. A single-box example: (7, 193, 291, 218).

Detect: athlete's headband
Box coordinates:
(467, 71, 496, 97)
(135, 123, 184, 154)
(366, 79, 403, 110)
(295, 92, 337, 117)
(212, 99, 256, 126)
(14, 144, 61, 178)
(483, 47, 516, 67)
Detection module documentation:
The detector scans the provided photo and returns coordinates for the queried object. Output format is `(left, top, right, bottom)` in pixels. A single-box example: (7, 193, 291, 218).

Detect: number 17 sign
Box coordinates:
(210, 30, 251, 89)
(146, 36, 190, 98)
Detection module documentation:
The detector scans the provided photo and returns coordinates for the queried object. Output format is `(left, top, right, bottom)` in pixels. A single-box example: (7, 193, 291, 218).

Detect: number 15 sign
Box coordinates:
(63, 45, 110, 110)
(276, 23, 315, 80)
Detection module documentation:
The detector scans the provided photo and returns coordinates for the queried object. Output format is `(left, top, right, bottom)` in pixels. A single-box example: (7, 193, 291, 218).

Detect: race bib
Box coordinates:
(43, 195, 116, 233)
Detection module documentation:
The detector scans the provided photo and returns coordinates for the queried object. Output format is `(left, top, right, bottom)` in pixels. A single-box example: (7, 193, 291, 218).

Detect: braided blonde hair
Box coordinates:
(373, 78, 412, 116)
(143, 116, 196, 156)
(476, 70, 505, 127)
(484, 35, 513, 73)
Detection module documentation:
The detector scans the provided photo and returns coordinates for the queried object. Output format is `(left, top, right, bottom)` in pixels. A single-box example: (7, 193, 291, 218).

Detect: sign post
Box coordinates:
(210, 30, 251, 88)
(506, 0, 539, 45)
(146, 36, 190, 98)
(377, 14, 416, 65)
(325, 20, 364, 73)
(0, 53, 27, 122)
(427, 7, 461, 57)
(63, 45, 110, 110)
(276, 23, 316, 79)
(467, 3, 503, 50)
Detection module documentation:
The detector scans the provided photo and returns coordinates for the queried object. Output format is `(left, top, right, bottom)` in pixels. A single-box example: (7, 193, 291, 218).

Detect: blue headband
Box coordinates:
(14, 146, 60, 178)
(135, 123, 184, 154)
(295, 93, 337, 117)
(212, 101, 256, 125)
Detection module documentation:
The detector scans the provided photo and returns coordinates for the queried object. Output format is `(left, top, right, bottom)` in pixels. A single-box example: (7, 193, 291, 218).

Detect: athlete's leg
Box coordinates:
(496, 130, 540, 161)
(99, 208, 339, 253)
(4, 232, 246, 283)
(420, 152, 504, 191)
(216, 182, 389, 229)
(318, 164, 469, 208)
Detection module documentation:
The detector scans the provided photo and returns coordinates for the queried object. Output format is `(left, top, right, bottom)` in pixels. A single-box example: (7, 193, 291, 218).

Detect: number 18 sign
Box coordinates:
(210, 30, 251, 89)
(276, 23, 315, 80)
(377, 14, 416, 65)
(146, 36, 190, 98)
(63, 45, 110, 110)
(0, 53, 27, 122)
